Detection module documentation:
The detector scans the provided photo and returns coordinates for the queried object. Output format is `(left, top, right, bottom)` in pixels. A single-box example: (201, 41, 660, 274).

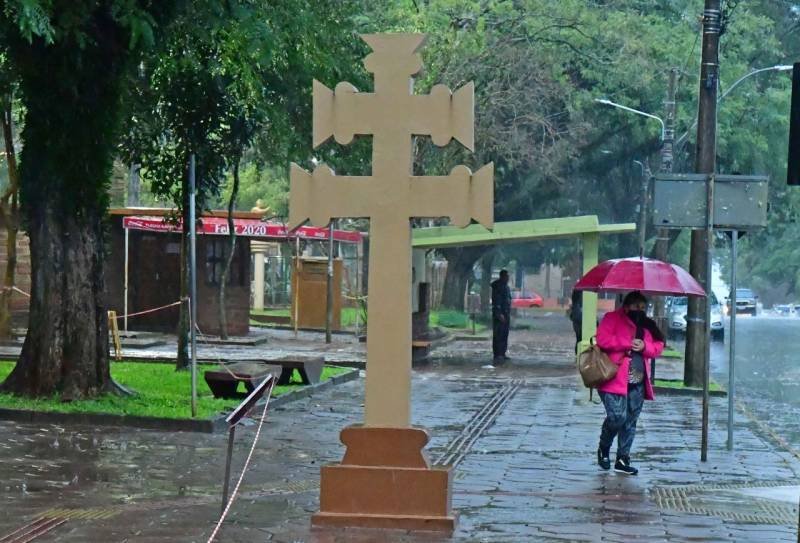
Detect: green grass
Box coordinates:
(0, 361, 350, 420)
(250, 307, 363, 329)
(654, 379, 723, 392)
(429, 309, 487, 332)
(660, 348, 683, 359)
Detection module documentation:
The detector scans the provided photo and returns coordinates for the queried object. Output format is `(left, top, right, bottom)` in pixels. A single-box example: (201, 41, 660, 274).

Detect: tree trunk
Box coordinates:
(176, 167, 190, 370)
(440, 246, 486, 310)
(0, 98, 20, 339)
(218, 160, 240, 340)
(1, 204, 110, 399)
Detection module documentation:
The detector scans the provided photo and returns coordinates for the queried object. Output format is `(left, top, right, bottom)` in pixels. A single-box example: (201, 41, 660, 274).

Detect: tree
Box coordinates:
(122, 0, 366, 355)
(0, 1, 180, 398)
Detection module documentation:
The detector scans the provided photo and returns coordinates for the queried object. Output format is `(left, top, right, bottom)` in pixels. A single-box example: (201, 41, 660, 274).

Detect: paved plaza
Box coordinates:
(0, 316, 798, 542)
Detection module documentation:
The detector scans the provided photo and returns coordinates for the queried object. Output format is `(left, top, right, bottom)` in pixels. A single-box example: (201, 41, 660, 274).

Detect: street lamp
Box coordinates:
(594, 98, 666, 141)
(675, 64, 793, 146)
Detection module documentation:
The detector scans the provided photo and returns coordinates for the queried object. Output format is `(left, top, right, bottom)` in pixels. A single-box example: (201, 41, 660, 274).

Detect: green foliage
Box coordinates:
(219, 164, 288, 216)
(0, 361, 351, 419)
(121, 0, 366, 214)
(1, 1, 181, 219)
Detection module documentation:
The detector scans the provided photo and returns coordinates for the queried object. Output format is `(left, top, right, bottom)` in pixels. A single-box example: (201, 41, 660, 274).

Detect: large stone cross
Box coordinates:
(289, 34, 493, 428)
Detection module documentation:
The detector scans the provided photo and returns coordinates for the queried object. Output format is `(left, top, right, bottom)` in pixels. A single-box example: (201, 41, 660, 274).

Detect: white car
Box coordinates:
(668, 297, 724, 341)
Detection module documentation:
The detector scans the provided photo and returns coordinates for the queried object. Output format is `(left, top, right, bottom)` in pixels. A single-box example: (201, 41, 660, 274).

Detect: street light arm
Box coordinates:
(675, 64, 793, 147)
(594, 98, 666, 141)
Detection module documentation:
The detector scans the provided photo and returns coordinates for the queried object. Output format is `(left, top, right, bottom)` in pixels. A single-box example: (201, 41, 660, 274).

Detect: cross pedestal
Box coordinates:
(289, 33, 493, 531)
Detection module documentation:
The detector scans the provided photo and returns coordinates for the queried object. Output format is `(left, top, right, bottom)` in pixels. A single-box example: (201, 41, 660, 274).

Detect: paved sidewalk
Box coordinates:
(0, 367, 798, 542)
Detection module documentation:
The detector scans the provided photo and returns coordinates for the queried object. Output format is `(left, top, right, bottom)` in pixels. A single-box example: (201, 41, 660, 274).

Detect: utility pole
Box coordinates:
(685, 2, 720, 391)
(653, 68, 678, 334)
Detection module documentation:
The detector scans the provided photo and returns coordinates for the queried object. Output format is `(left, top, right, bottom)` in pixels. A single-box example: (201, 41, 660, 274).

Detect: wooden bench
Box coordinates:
(411, 340, 432, 364)
(204, 362, 283, 399)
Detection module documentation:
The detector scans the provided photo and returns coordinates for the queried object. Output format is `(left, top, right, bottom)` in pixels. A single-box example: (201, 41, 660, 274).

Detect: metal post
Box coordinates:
(294, 236, 300, 338)
(123, 227, 129, 333)
(727, 230, 738, 450)
(221, 426, 236, 513)
(701, 173, 715, 462)
(326, 221, 334, 344)
(189, 154, 198, 418)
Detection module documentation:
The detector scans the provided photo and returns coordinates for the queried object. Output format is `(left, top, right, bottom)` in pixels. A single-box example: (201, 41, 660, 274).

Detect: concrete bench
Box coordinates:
(204, 362, 282, 399)
(273, 357, 325, 386)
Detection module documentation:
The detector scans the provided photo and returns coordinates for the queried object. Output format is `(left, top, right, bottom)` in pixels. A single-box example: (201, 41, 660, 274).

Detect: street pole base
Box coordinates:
(313, 425, 455, 533)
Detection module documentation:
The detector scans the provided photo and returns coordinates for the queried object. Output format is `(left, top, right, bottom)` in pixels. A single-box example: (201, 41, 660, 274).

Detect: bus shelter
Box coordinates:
(412, 215, 636, 351)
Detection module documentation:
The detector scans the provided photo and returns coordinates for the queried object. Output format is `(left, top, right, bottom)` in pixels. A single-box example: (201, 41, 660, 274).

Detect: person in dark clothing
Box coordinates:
(570, 288, 583, 352)
(491, 269, 512, 363)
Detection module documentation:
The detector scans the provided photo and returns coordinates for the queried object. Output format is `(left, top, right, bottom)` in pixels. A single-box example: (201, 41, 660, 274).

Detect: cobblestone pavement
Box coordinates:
(0, 317, 798, 542)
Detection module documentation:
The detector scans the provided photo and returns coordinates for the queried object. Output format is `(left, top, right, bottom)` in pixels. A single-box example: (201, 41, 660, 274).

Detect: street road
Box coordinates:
(712, 315, 800, 451)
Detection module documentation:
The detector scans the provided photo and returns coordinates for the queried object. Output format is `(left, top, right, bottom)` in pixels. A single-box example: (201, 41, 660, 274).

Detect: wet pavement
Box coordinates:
(0, 314, 799, 542)
(671, 314, 800, 456)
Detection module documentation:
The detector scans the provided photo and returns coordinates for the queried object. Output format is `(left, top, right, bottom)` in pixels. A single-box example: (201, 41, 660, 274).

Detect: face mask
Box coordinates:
(627, 310, 646, 323)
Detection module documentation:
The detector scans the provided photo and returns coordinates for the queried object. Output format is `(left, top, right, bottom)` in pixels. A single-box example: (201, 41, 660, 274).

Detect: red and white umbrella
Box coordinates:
(574, 257, 706, 297)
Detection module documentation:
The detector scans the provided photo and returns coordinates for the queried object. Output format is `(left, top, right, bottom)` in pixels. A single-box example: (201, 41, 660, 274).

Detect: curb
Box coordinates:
(271, 367, 361, 408)
(452, 334, 491, 341)
(251, 324, 357, 336)
(654, 386, 727, 398)
(0, 407, 226, 433)
(0, 368, 361, 433)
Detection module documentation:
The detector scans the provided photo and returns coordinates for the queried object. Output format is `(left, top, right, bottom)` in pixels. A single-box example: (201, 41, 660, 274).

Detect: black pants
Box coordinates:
(572, 319, 582, 353)
(492, 316, 510, 357)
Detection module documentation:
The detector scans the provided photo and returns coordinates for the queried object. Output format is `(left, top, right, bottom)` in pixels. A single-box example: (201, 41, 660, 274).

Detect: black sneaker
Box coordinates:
(597, 447, 611, 470)
(614, 456, 639, 475)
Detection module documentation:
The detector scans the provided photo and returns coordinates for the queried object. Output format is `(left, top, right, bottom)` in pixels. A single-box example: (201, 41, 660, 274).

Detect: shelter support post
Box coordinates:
(124, 227, 129, 332)
(252, 244, 266, 311)
(579, 233, 599, 355)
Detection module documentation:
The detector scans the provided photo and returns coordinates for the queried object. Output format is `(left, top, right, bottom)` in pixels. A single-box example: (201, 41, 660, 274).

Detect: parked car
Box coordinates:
(668, 295, 724, 341)
(727, 288, 758, 316)
(511, 290, 544, 308)
(774, 304, 795, 317)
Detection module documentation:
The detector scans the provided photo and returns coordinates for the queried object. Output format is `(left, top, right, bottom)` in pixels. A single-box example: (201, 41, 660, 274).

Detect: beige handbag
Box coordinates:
(578, 337, 618, 388)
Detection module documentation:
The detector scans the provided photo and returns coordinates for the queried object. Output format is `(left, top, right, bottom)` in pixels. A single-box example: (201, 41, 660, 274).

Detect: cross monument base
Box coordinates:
(312, 425, 455, 532)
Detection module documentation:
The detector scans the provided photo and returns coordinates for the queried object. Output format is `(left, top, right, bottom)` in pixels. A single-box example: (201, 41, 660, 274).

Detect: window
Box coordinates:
(206, 239, 226, 286)
(205, 239, 248, 287)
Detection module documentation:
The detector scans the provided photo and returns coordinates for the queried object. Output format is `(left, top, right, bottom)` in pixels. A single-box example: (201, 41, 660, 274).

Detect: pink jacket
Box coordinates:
(596, 308, 664, 400)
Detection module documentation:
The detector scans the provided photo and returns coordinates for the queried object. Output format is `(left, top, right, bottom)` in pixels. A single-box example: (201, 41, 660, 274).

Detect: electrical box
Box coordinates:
(652, 174, 769, 230)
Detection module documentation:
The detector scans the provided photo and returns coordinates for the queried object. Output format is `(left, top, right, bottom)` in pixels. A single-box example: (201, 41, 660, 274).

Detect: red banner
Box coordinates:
(122, 216, 363, 243)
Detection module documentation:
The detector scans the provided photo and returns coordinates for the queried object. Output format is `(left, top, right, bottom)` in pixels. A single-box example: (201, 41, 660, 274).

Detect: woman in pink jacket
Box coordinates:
(595, 291, 664, 475)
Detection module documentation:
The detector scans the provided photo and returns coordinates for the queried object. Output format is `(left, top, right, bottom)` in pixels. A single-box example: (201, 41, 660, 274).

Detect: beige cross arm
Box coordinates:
(410, 83, 475, 150)
(313, 80, 379, 148)
(410, 164, 494, 228)
(288, 163, 380, 229)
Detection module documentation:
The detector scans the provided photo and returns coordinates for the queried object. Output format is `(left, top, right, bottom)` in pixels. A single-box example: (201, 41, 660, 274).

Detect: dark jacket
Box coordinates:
(491, 279, 511, 320)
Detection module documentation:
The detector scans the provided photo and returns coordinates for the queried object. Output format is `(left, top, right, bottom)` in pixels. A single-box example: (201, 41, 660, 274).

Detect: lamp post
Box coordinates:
(595, 98, 664, 259)
(632, 159, 651, 257)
